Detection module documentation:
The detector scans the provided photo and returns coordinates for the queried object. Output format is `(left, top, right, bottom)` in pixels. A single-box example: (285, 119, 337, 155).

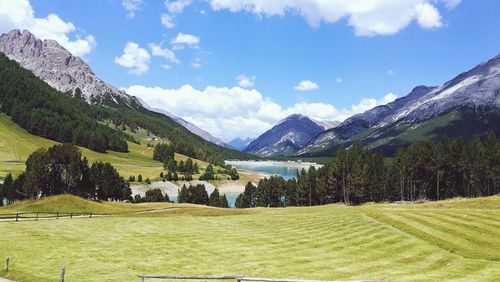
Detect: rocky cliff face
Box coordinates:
(0, 29, 141, 108)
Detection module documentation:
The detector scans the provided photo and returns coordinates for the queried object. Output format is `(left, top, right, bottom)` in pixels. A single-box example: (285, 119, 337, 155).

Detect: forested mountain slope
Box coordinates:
(0, 53, 252, 164)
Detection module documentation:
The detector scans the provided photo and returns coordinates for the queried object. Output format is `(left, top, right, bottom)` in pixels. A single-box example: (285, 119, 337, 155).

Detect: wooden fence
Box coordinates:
(0, 211, 102, 221)
(137, 275, 370, 282)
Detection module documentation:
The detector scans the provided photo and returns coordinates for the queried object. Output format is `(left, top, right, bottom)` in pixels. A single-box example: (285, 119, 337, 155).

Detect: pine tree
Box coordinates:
(219, 194, 229, 208)
(208, 189, 221, 207)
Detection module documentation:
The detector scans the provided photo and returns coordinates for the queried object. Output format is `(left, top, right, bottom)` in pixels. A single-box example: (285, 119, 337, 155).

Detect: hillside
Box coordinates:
(0, 51, 252, 165)
(0, 113, 206, 179)
(0, 195, 498, 281)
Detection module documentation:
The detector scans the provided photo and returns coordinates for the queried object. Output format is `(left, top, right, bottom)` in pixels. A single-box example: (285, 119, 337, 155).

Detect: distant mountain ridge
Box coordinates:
(227, 137, 254, 150)
(243, 114, 339, 157)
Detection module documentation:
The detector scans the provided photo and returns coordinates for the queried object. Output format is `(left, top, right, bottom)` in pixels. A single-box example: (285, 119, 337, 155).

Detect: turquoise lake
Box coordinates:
(225, 160, 322, 180)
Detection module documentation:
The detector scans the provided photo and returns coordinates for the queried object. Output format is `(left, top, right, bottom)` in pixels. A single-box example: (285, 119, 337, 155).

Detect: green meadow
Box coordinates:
(0, 195, 499, 281)
(0, 113, 209, 180)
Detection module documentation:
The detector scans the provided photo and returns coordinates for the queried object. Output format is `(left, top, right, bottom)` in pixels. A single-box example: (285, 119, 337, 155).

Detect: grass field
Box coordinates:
(0, 113, 210, 180)
(0, 195, 499, 281)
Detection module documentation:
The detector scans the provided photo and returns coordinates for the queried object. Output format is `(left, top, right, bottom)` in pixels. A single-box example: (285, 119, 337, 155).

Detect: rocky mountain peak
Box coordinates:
(0, 29, 140, 109)
(244, 114, 327, 156)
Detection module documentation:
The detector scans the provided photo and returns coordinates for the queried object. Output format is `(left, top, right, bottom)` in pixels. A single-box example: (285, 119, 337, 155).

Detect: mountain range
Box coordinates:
(247, 55, 500, 157)
(1, 29, 498, 160)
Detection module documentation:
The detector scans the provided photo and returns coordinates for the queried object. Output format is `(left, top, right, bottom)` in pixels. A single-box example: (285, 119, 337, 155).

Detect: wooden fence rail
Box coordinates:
(0, 212, 103, 221)
(137, 275, 370, 282)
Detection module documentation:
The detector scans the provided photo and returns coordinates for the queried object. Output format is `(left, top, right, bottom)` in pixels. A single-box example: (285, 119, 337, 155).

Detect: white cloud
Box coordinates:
(236, 74, 256, 88)
(122, 0, 143, 18)
(114, 42, 151, 75)
(0, 0, 96, 57)
(124, 84, 398, 141)
(171, 32, 200, 49)
(149, 43, 179, 64)
(381, 93, 398, 104)
(164, 0, 460, 36)
(336, 78, 343, 83)
(294, 80, 319, 91)
(166, 0, 193, 14)
(160, 0, 193, 29)
(161, 64, 172, 70)
(160, 13, 175, 29)
(415, 3, 442, 29)
(387, 70, 395, 75)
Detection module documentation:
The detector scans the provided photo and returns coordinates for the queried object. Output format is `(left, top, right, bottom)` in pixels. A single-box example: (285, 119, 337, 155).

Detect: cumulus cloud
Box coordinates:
(165, 0, 460, 36)
(149, 43, 179, 64)
(294, 80, 319, 91)
(336, 78, 343, 83)
(124, 84, 398, 141)
(166, 0, 193, 14)
(236, 74, 256, 88)
(114, 42, 151, 75)
(0, 0, 96, 57)
(160, 0, 193, 29)
(160, 13, 175, 29)
(122, 0, 143, 18)
(171, 32, 200, 50)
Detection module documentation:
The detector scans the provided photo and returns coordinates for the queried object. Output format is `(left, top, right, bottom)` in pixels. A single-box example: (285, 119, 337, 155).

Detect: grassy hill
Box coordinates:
(0, 113, 207, 179)
(0, 195, 498, 281)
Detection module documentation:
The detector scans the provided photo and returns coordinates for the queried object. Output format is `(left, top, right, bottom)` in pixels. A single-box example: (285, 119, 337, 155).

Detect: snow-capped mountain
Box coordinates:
(300, 53, 500, 156)
(0, 29, 141, 108)
(244, 114, 339, 157)
(227, 137, 254, 150)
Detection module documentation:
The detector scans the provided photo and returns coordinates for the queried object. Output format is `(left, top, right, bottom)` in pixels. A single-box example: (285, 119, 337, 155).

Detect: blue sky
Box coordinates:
(2, 0, 500, 141)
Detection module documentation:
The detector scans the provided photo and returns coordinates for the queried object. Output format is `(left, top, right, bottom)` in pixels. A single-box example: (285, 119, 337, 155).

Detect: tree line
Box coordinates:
(177, 184, 229, 208)
(153, 143, 239, 181)
(235, 134, 500, 208)
(0, 144, 131, 205)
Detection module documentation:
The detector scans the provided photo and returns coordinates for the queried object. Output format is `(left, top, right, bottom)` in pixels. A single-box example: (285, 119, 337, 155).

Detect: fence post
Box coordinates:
(70, 213, 73, 219)
(90, 213, 93, 218)
(56, 212, 59, 219)
(60, 267, 65, 282)
(5, 257, 9, 272)
(140, 276, 145, 282)
(15, 213, 18, 222)
(36, 212, 39, 221)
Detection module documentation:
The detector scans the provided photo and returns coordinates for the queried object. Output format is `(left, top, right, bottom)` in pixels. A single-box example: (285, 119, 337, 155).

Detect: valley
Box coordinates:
(0, 2, 499, 281)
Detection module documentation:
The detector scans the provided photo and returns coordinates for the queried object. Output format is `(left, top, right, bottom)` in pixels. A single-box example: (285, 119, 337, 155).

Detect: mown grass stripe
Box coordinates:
(401, 211, 500, 253)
